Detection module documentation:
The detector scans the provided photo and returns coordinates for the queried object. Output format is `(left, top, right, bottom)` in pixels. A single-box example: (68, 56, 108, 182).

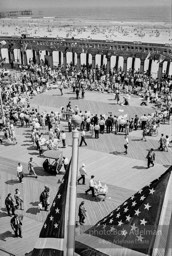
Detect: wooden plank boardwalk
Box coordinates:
(0, 168, 135, 256)
(0, 88, 171, 255)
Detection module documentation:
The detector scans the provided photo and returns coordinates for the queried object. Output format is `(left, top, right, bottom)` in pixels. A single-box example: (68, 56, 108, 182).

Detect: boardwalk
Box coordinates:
(0, 89, 172, 255)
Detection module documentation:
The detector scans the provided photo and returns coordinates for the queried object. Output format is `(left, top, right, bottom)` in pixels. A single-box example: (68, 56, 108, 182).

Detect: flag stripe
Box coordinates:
(76, 233, 146, 256)
(34, 238, 65, 251)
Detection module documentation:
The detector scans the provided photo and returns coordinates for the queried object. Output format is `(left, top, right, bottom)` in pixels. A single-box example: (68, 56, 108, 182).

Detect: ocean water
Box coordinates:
(34, 6, 171, 23)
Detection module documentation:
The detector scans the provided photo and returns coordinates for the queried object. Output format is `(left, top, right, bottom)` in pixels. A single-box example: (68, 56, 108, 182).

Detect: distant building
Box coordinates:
(0, 10, 33, 18)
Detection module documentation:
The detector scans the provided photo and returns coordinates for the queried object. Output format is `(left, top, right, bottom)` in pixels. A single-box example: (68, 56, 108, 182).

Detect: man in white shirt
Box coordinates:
(85, 175, 96, 197)
(17, 163, 23, 183)
(78, 163, 87, 185)
(79, 130, 87, 147)
(61, 131, 66, 148)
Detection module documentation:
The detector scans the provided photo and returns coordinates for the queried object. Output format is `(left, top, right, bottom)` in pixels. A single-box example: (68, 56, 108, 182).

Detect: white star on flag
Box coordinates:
(126, 215, 131, 222)
(50, 216, 54, 221)
(55, 208, 60, 214)
(138, 189, 143, 194)
(135, 209, 141, 216)
(131, 223, 137, 231)
(124, 207, 129, 213)
(109, 219, 113, 223)
(121, 229, 128, 236)
(116, 213, 120, 218)
(102, 224, 106, 229)
(137, 234, 144, 242)
(116, 207, 120, 211)
(44, 224, 47, 229)
(144, 203, 151, 210)
(110, 226, 115, 232)
(140, 195, 146, 201)
(140, 219, 147, 226)
(54, 223, 58, 228)
(132, 201, 137, 207)
(53, 202, 55, 207)
(130, 195, 135, 200)
(123, 202, 128, 206)
(118, 220, 123, 226)
(149, 188, 155, 194)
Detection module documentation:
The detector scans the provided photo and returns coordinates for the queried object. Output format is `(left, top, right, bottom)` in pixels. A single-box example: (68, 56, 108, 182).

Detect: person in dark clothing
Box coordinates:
(78, 201, 87, 225)
(5, 193, 15, 216)
(11, 214, 23, 238)
(40, 186, 50, 211)
(75, 85, 80, 99)
(146, 148, 155, 168)
(134, 115, 139, 130)
(105, 117, 112, 133)
(93, 114, 98, 126)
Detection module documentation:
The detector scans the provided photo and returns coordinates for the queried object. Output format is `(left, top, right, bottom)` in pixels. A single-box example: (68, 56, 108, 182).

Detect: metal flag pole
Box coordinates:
(0, 88, 5, 125)
(67, 125, 80, 256)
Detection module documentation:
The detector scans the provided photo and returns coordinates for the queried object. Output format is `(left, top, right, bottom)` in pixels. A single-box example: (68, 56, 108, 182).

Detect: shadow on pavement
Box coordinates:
(26, 206, 40, 215)
(5, 179, 19, 185)
(0, 231, 14, 241)
(110, 151, 125, 155)
(132, 165, 147, 170)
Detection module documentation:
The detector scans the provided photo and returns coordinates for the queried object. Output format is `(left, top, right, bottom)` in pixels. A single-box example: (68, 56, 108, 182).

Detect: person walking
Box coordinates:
(61, 131, 66, 148)
(79, 130, 87, 147)
(63, 157, 69, 172)
(94, 123, 100, 139)
(124, 135, 129, 154)
(146, 148, 155, 168)
(75, 84, 80, 99)
(10, 214, 23, 238)
(85, 175, 96, 197)
(142, 128, 147, 142)
(78, 201, 87, 225)
(17, 163, 24, 183)
(59, 81, 64, 96)
(28, 157, 38, 178)
(164, 135, 170, 152)
(14, 189, 23, 210)
(5, 193, 15, 216)
(78, 163, 87, 185)
(39, 186, 50, 211)
(158, 134, 165, 151)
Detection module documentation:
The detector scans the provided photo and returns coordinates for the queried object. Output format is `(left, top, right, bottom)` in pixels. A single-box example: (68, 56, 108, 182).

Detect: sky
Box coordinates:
(0, 0, 171, 10)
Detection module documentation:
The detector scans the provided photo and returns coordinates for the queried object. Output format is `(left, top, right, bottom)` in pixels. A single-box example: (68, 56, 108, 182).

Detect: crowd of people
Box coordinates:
(0, 58, 172, 238)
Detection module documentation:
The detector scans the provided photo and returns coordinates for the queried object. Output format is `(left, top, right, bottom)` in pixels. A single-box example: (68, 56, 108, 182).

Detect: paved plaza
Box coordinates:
(0, 88, 172, 256)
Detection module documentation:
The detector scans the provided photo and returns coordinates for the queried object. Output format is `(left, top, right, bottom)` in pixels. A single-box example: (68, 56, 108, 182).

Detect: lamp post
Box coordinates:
(67, 114, 81, 256)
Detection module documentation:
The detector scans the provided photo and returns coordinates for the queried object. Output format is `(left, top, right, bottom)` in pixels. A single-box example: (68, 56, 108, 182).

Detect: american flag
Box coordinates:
(32, 160, 71, 256)
(84, 167, 172, 256)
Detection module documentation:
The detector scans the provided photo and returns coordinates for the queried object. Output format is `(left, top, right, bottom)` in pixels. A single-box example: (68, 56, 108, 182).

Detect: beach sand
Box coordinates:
(0, 17, 171, 44)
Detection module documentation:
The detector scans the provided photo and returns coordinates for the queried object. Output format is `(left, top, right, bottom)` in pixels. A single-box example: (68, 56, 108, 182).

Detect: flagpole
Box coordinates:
(152, 169, 172, 256)
(0, 88, 5, 125)
(67, 128, 80, 256)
